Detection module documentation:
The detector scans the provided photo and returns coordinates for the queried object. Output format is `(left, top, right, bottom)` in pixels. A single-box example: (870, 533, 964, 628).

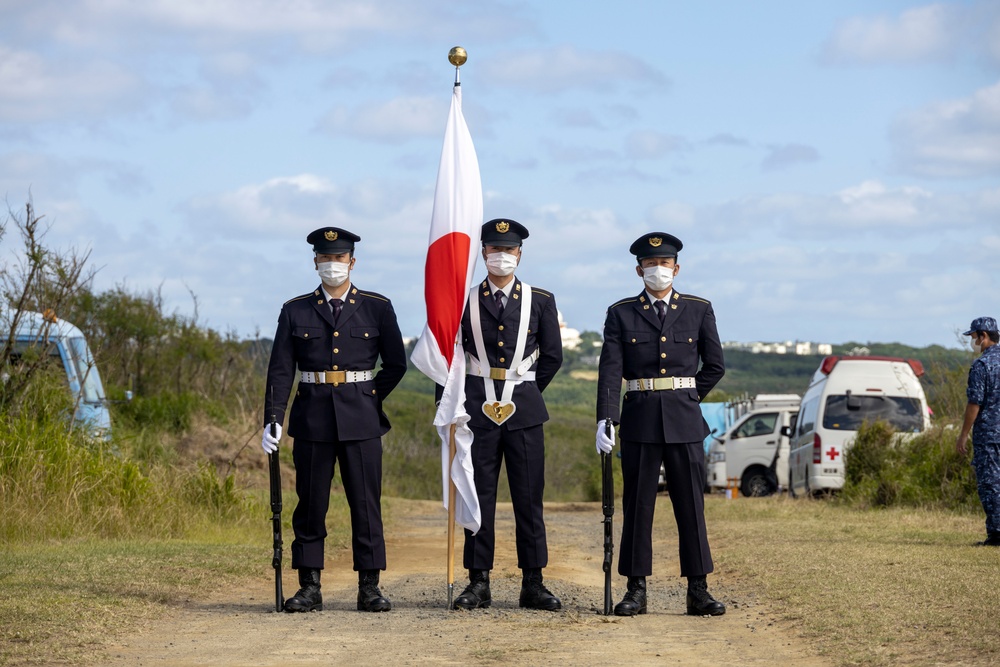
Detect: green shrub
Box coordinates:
(842, 421, 979, 511)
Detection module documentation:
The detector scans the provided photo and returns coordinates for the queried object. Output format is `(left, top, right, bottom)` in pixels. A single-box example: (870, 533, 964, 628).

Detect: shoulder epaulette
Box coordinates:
(357, 290, 390, 303)
(283, 292, 314, 306)
(681, 295, 710, 305)
(610, 297, 638, 309)
(531, 287, 553, 298)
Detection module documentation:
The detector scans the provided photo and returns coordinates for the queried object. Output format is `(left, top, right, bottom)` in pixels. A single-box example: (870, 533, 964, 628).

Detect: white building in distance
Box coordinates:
(723, 340, 833, 356)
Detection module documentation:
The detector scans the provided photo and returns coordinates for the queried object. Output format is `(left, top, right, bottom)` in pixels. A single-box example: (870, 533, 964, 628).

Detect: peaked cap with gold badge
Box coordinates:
(306, 226, 361, 254)
(629, 232, 683, 260)
(481, 218, 529, 247)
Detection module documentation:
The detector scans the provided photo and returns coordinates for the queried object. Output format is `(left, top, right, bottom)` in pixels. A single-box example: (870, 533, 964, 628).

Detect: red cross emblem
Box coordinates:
(827, 447, 840, 461)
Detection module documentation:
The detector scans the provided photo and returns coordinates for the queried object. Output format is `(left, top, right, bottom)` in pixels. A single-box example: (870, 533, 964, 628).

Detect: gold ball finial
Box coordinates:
(448, 46, 468, 67)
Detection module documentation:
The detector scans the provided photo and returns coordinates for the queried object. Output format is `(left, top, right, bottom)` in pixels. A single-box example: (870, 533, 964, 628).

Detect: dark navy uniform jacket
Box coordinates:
(597, 289, 725, 444)
(460, 277, 562, 431)
(264, 284, 407, 442)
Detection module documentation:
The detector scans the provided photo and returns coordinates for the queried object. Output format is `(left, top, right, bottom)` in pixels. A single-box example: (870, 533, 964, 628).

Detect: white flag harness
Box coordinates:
(468, 282, 535, 426)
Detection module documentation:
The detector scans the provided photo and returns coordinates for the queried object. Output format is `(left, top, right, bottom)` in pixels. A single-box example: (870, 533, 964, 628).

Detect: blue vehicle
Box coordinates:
(2, 310, 115, 439)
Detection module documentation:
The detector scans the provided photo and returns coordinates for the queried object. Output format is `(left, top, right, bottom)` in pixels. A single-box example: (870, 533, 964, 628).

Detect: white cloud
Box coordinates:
(761, 143, 820, 171)
(822, 4, 960, 65)
(479, 45, 669, 93)
(625, 131, 689, 160)
(0, 46, 141, 123)
(317, 95, 447, 143)
(891, 79, 1000, 178)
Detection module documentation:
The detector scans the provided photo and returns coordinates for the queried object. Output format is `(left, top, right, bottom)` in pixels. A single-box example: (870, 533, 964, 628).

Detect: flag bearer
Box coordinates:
(261, 227, 407, 612)
(451, 218, 564, 611)
(595, 232, 727, 617)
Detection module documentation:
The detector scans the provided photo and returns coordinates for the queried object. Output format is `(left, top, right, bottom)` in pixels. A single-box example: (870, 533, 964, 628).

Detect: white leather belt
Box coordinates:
(626, 376, 696, 392)
(300, 369, 374, 385)
(467, 348, 539, 382)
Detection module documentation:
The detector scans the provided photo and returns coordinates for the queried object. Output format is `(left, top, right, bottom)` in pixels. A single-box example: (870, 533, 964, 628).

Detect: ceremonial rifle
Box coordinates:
(601, 391, 615, 616)
(268, 388, 284, 612)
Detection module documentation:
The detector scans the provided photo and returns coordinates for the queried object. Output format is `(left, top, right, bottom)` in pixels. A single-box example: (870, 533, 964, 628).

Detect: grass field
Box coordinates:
(1, 494, 996, 666)
(707, 494, 999, 666)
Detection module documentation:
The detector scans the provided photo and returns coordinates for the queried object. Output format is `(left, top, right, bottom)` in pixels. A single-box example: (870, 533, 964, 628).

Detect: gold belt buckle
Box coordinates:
(653, 377, 674, 390)
(321, 370, 347, 385)
(489, 367, 507, 381)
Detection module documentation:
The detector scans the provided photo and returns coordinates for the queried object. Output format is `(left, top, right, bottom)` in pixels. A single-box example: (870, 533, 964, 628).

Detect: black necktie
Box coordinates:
(654, 300, 666, 323)
(330, 298, 343, 323)
(494, 290, 505, 315)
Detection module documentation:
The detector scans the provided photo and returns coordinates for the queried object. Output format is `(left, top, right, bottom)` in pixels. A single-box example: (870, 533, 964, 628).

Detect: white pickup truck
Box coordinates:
(706, 394, 801, 497)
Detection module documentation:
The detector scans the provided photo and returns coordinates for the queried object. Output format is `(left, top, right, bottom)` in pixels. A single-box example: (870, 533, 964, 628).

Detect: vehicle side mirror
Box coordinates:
(780, 426, 792, 437)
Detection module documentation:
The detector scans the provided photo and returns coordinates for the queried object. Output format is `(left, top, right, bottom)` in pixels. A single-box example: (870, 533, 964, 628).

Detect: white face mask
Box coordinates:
(642, 265, 675, 292)
(973, 336, 983, 354)
(485, 251, 518, 277)
(317, 260, 350, 287)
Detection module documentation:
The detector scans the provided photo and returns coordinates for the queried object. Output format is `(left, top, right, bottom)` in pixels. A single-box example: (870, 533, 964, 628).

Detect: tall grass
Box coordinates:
(0, 376, 262, 542)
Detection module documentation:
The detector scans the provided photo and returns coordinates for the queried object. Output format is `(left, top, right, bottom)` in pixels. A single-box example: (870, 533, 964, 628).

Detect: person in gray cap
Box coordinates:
(957, 316, 1000, 547)
(261, 226, 407, 611)
(596, 232, 727, 616)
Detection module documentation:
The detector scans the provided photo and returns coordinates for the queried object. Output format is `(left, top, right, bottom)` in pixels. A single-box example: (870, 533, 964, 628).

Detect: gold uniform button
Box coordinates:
(498, 341, 504, 347)
(333, 365, 339, 371)
(660, 336, 666, 342)
(660, 353, 666, 358)
(371, 389, 376, 395)
(333, 382, 339, 387)
(303, 333, 309, 338)
(660, 369, 666, 375)
(688, 338, 693, 343)
(333, 331, 339, 337)
(631, 338, 637, 343)
(333, 348, 339, 354)
(499, 357, 505, 363)
(364, 333, 369, 338)
(498, 325, 504, 331)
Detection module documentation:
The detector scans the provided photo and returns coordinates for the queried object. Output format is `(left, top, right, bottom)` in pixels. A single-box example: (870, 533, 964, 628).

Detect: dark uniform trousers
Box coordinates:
(264, 284, 406, 573)
(458, 278, 563, 572)
(597, 289, 725, 579)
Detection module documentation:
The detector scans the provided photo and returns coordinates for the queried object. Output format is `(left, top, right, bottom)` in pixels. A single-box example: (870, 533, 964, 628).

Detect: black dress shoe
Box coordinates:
(613, 576, 647, 616)
(976, 532, 1000, 546)
(284, 568, 323, 612)
(454, 569, 491, 610)
(686, 576, 725, 616)
(357, 570, 392, 612)
(519, 568, 561, 611)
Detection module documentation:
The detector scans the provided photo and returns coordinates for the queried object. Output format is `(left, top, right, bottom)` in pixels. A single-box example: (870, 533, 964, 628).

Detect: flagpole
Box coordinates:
(444, 44, 469, 612)
(447, 423, 458, 608)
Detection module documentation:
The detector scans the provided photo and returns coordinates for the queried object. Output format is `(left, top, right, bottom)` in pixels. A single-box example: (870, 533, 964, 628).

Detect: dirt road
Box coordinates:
(108, 500, 827, 666)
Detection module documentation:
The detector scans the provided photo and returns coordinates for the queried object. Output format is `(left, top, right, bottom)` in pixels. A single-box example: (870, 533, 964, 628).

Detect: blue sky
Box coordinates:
(1, 0, 998, 348)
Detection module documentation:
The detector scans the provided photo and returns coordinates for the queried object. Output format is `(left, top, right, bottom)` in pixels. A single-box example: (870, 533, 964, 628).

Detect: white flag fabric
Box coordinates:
(410, 83, 482, 534)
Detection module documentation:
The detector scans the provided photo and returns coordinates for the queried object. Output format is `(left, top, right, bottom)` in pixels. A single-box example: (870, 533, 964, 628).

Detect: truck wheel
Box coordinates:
(741, 468, 775, 497)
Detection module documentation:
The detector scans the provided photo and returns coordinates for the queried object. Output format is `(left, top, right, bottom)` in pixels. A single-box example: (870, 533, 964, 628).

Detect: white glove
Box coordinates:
(596, 421, 615, 454)
(262, 422, 282, 454)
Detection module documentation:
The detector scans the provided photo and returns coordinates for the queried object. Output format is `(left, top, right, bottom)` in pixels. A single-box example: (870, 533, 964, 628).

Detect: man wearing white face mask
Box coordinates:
(262, 226, 407, 613)
(448, 218, 564, 612)
(596, 232, 726, 617)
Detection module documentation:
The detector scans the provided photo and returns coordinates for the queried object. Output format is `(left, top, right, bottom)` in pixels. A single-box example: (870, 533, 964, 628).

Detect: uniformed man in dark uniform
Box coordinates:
(595, 232, 726, 617)
(261, 226, 406, 613)
(450, 218, 564, 611)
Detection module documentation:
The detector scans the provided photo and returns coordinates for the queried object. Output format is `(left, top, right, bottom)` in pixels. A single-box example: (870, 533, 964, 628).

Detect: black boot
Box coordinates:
(357, 570, 392, 612)
(453, 569, 491, 610)
(519, 568, 561, 611)
(686, 575, 725, 616)
(613, 576, 647, 616)
(284, 568, 322, 612)
(978, 532, 1000, 546)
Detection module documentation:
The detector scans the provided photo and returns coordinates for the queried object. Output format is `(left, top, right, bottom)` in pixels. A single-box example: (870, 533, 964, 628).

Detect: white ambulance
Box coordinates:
(787, 356, 930, 497)
(706, 394, 801, 497)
